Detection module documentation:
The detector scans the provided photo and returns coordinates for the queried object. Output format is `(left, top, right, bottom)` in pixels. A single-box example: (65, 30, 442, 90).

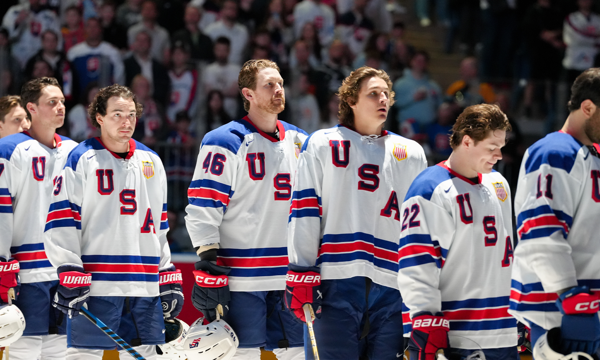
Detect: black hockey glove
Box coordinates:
(159, 267, 184, 320)
(53, 265, 91, 318)
(192, 260, 230, 321)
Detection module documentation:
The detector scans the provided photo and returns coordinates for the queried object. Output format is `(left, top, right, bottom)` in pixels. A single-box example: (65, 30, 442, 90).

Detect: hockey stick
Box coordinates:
(80, 307, 146, 360)
(303, 304, 320, 360)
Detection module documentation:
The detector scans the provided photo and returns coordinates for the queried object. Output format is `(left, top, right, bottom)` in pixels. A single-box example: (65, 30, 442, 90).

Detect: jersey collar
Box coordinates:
(94, 137, 136, 160)
(437, 161, 482, 185)
(243, 116, 285, 142)
(22, 131, 63, 149)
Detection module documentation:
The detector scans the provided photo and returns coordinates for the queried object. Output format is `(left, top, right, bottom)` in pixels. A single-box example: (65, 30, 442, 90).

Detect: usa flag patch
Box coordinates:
(393, 144, 407, 161)
(493, 182, 507, 202)
(142, 161, 154, 179)
(294, 142, 301, 158)
(189, 337, 202, 348)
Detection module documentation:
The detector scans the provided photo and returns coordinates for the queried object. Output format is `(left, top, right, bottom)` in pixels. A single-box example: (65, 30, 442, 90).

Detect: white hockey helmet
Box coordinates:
(533, 328, 595, 360)
(0, 304, 26, 346)
(157, 318, 190, 360)
(175, 315, 239, 360)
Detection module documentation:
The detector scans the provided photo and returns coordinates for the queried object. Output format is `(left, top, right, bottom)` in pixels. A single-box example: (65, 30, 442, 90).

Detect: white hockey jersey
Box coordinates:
(0, 132, 77, 284)
(185, 117, 308, 292)
(398, 163, 516, 349)
(509, 132, 600, 330)
(287, 125, 427, 289)
(44, 138, 173, 297)
(167, 69, 199, 123)
(562, 11, 600, 71)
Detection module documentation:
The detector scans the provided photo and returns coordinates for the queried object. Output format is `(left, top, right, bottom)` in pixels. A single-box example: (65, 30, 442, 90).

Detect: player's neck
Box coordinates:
(446, 152, 478, 179)
(246, 109, 278, 133)
(28, 122, 56, 149)
(100, 134, 130, 153)
(353, 118, 384, 136)
(562, 113, 593, 146)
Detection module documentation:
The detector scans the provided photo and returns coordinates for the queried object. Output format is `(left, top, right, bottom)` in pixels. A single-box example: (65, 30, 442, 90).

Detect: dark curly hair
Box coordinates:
(88, 84, 143, 129)
(337, 66, 395, 129)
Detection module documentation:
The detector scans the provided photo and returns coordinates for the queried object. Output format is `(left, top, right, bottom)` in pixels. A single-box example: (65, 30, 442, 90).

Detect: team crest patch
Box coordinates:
(493, 182, 508, 202)
(393, 144, 407, 161)
(142, 161, 154, 179)
(294, 142, 302, 158)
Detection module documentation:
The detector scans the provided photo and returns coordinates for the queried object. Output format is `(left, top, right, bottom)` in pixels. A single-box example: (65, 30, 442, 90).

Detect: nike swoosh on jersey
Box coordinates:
(87, 154, 96, 160)
(246, 140, 254, 146)
(444, 186, 452, 193)
(24, 146, 31, 151)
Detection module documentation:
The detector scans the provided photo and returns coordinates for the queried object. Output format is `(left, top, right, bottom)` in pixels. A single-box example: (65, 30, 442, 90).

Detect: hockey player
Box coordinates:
(509, 68, 600, 359)
(397, 103, 518, 360)
(0, 96, 30, 138)
(44, 84, 183, 359)
(185, 59, 307, 360)
(286, 66, 427, 359)
(0, 77, 78, 359)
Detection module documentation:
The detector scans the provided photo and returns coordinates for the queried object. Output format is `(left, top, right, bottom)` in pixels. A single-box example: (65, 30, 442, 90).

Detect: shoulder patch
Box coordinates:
(393, 143, 407, 161)
(492, 182, 508, 202)
(142, 161, 154, 179)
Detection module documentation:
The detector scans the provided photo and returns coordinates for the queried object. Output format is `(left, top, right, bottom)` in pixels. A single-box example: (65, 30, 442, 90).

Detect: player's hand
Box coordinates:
(53, 265, 91, 318)
(284, 264, 322, 323)
(192, 260, 230, 321)
(0, 258, 20, 303)
(159, 267, 184, 320)
(408, 312, 450, 360)
(517, 321, 531, 352)
(555, 285, 600, 355)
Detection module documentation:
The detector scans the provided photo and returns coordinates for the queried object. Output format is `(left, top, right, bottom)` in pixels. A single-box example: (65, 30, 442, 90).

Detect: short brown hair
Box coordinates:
(238, 59, 280, 112)
(337, 66, 395, 128)
(88, 84, 143, 129)
(20, 77, 61, 120)
(449, 104, 511, 148)
(0, 95, 23, 123)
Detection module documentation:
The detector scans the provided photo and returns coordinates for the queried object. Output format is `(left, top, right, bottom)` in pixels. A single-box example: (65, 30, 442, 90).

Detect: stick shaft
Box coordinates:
(80, 308, 146, 360)
(303, 304, 320, 360)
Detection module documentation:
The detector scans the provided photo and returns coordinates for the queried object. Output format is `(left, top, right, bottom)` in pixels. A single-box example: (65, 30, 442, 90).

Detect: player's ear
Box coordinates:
(241, 88, 253, 102)
(462, 134, 473, 148)
(96, 113, 104, 126)
(26, 102, 36, 117)
(580, 99, 596, 119)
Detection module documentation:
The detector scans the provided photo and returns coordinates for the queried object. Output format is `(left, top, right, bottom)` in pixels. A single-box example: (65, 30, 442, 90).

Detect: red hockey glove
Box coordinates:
(0, 259, 19, 303)
(409, 312, 450, 360)
(284, 264, 322, 323)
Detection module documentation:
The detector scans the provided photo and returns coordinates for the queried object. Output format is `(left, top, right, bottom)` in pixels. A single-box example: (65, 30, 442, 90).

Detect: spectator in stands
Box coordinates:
(336, 0, 374, 58)
(0, 28, 22, 96)
(204, 0, 250, 65)
(289, 22, 323, 68)
(68, 17, 124, 100)
(288, 39, 329, 112)
(250, 28, 285, 64)
(293, 0, 335, 46)
(262, 0, 294, 53)
(415, 0, 448, 27)
(2, 0, 62, 67)
(99, 1, 128, 52)
(128, 0, 171, 65)
(61, 5, 85, 53)
(25, 30, 71, 92)
(446, 56, 496, 107)
(67, 82, 100, 142)
(291, 73, 320, 134)
(389, 22, 415, 76)
(29, 58, 54, 79)
(199, 90, 231, 136)
(167, 40, 199, 125)
(0, 95, 30, 139)
(131, 74, 167, 146)
(190, 0, 220, 31)
(427, 100, 457, 161)
(201, 37, 242, 117)
(353, 31, 390, 71)
(563, 0, 600, 95)
(172, 4, 215, 64)
(116, 0, 143, 29)
(393, 50, 442, 131)
(124, 29, 171, 107)
(165, 111, 197, 210)
(322, 40, 352, 93)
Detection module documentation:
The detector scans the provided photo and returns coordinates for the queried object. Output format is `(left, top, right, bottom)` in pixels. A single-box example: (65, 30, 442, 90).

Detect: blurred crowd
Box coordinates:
(1, 0, 600, 251)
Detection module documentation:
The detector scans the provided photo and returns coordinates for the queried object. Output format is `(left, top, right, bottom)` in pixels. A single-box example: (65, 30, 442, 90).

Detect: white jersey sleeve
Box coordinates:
(0, 149, 21, 260)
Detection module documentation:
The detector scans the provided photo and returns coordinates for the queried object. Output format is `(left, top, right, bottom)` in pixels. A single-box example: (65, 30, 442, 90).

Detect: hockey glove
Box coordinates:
(284, 264, 322, 323)
(0, 258, 19, 303)
(517, 322, 531, 352)
(192, 260, 230, 321)
(409, 312, 450, 360)
(159, 267, 184, 320)
(53, 265, 91, 318)
(555, 285, 600, 355)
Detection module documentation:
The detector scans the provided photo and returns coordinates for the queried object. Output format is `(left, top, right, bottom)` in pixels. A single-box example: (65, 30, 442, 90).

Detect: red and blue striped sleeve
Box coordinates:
(0, 158, 16, 260)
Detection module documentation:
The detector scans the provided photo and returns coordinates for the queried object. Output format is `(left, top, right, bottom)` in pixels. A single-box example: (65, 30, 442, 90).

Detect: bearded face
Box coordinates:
(585, 107, 600, 144)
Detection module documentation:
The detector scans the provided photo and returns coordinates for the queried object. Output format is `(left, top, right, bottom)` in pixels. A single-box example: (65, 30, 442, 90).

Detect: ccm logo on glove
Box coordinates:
(413, 317, 450, 329)
(562, 292, 600, 315)
(0, 261, 19, 274)
(193, 270, 228, 287)
(59, 272, 92, 288)
(286, 273, 321, 284)
(159, 270, 183, 285)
